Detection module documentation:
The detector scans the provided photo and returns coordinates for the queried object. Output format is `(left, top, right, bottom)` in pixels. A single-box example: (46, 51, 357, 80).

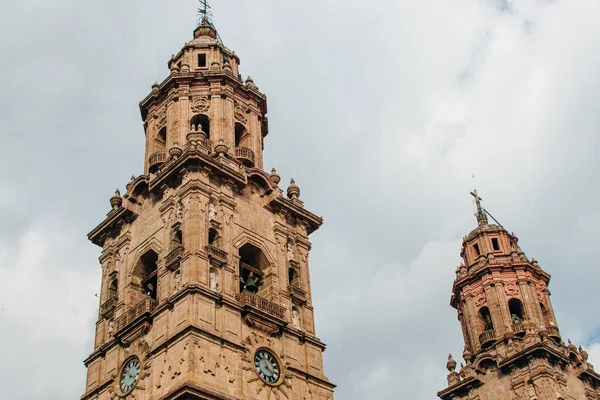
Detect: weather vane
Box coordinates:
(198, 0, 212, 24)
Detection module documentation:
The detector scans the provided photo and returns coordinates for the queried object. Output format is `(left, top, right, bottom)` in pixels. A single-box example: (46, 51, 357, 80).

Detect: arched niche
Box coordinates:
(190, 114, 210, 138)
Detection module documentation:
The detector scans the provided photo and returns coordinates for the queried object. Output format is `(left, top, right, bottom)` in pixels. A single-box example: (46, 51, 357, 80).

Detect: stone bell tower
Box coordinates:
(437, 191, 600, 400)
(80, 9, 335, 400)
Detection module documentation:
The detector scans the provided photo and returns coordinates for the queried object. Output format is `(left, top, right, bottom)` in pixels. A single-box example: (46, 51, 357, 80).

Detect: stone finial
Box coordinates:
(580, 346, 589, 362)
(287, 178, 300, 200)
(169, 142, 183, 159)
(270, 168, 281, 185)
(152, 82, 159, 90)
(462, 347, 472, 363)
(214, 139, 228, 156)
(223, 61, 232, 73)
(245, 75, 258, 89)
(110, 189, 122, 210)
(447, 354, 457, 372)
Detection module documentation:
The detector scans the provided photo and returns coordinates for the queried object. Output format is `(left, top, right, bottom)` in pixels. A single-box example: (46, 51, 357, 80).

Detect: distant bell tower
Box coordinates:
(81, 6, 335, 400)
(437, 192, 600, 400)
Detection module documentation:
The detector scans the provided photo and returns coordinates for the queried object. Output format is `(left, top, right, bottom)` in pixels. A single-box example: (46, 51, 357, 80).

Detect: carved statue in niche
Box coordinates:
(208, 202, 217, 221)
(209, 269, 219, 291)
(176, 200, 184, 219)
(174, 271, 181, 292)
(107, 319, 114, 337)
(286, 240, 296, 262)
(528, 382, 537, 399)
(292, 309, 301, 329)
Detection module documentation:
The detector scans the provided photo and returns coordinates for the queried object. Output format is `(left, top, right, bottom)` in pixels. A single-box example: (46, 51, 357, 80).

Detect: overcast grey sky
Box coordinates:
(1, 0, 600, 399)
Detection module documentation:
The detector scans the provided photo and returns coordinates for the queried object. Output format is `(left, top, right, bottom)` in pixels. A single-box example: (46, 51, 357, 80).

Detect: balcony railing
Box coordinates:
(100, 296, 117, 318)
(165, 246, 183, 269)
(236, 290, 286, 320)
(512, 322, 525, 334)
(288, 285, 307, 301)
(114, 297, 158, 332)
(206, 244, 228, 265)
(235, 147, 255, 167)
(149, 152, 168, 172)
(479, 330, 496, 347)
(548, 325, 561, 338)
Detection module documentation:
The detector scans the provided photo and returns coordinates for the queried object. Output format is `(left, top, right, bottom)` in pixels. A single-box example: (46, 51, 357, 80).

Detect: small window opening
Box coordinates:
(208, 228, 219, 246)
(508, 298, 524, 323)
(137, 251, 158, 300)
(172, 229, 182, 247)
(491, 238, 500, 251)
(235, 122, 249, 147)
(198, 53, 207, 67)
(190, 114, 210, 139)
(473, 243, 481, 256)
(479, 307, 494, 331)
(288, 267, 300, 287)
(540, 303, 552, 328)
(108, 279, 118, 299)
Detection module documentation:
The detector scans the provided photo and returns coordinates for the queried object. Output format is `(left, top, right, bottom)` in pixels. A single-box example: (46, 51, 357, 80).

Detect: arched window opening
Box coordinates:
(157, 127, 167, 147)
(172, 229, 183, 247)
(238, 243, 268, 294)
(288, 267, 300, 287)
(134, 250, 159, 300)
(190, 114, 210, 139)
(208, 228, 219, 246)
(479, 307, 494, 331)
(108, 279, 118, 299)
(508, 298, 525, 323)
(235, 122, 249, 148)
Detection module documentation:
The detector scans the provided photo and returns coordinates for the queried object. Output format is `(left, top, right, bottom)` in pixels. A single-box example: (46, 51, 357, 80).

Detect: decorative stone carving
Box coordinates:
(474, 291, 486, 307)
(156, 107, 167, 129)
(234, 103, 247, 123)
(174, 270, 181, 292)
(292, 308, 301, 329)
(504, 282, 519, 298)
(107, 319, 114, 337)
(191, 96, 210, 114)
(209, 269, 219, 291)
(286, 240, 297, 262)
(208, 202, 217, 221)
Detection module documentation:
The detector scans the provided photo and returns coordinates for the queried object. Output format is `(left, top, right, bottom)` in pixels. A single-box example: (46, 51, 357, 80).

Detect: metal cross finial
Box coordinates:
(470, 189, 488, 226)
(470, 189, 483, 213)
(198, 0, 212, 24)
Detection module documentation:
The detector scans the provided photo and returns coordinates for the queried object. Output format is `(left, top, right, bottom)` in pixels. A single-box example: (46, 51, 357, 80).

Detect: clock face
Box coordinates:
(254, 349, 281, 384)
(119, 357, 141, 394)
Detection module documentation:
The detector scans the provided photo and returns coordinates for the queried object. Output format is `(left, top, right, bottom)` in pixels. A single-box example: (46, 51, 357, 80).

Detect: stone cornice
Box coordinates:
(148, 148, 246, 193)
(88, 207, 137, 247)
(437, 376, 481, 399)
(269, 197, 323, 235)
(287, 366, 337, 390)
(139, 70, 266, 121)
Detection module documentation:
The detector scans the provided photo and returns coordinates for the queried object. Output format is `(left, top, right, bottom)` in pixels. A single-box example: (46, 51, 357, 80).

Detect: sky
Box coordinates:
(0, 0, 599, 399)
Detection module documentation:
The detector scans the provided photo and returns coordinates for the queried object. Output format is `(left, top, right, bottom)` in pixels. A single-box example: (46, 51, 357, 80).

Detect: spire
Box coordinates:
(470, 189, 488, 226)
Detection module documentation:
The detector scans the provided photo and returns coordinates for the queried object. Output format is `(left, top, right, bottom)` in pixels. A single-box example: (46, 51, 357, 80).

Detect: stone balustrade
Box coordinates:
(114, 297, 158, 332)
(479, 329, 496, 347)
(236, 290, 285, 320)
(149, 152, 168, 171)
(235, 147, 255, 167)
(100, 296, 117, 318)
(206, 244, 228, 263)
(165, 246, 183, 269)
(288, 285, 307, 300)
